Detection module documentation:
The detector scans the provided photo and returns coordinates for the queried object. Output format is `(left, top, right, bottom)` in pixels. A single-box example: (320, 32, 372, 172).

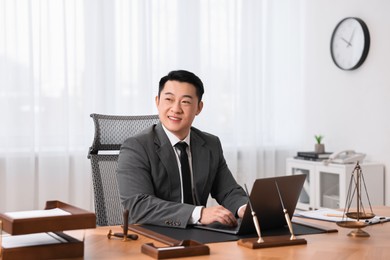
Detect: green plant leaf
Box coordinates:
(314, 135, 324, 144)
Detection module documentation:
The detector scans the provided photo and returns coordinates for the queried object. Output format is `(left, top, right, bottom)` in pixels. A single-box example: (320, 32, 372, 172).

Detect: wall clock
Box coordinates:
(330, 17, 370, 70)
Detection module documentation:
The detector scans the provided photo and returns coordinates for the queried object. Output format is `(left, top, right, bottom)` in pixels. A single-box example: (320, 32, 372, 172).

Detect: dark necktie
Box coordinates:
(175, 142, 194, 204)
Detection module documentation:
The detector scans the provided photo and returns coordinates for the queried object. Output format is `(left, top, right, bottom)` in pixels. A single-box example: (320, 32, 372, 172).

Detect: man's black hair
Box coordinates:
(158, 70, 204, 102)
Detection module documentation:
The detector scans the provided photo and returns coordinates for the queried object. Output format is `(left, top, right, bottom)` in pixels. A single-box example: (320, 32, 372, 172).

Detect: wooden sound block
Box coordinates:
(238, 236, 307, 249)
(141, 240, 210, 259)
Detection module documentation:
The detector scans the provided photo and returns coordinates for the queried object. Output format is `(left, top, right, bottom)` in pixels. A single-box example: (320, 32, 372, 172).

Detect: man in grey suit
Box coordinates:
(117, 70, 247, 228)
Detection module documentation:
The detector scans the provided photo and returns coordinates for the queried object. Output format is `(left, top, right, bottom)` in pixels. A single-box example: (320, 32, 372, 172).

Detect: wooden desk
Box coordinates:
(80, 206, 390, 259)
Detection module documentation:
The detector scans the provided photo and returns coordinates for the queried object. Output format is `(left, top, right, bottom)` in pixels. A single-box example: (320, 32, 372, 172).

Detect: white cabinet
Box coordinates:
(286, 158, 384, 210)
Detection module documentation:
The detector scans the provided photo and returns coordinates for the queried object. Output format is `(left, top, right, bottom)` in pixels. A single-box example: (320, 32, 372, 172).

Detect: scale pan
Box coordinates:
(346, 212, 375, 220)
(337, 221, 368, 229)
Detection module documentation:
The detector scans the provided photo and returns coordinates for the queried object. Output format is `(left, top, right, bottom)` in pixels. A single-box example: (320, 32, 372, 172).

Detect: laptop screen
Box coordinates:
(193, 174, 306, 235)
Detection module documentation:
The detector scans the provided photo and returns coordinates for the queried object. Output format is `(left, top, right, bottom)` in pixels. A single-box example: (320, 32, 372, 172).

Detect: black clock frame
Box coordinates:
(330, 17, 370, 71)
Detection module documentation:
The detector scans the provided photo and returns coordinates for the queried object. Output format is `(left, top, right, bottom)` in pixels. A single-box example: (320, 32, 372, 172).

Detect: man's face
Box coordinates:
(156, 80, 203, 140)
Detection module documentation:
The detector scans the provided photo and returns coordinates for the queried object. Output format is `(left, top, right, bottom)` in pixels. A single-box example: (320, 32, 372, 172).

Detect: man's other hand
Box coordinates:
(199, 205, 237, 226)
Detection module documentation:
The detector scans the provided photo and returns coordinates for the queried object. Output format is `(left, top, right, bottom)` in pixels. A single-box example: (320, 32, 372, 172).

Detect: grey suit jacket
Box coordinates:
(116, 123, 247, 228)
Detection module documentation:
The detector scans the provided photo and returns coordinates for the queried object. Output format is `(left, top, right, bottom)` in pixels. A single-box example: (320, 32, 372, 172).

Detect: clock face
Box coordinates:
(330, 17, 370, 70)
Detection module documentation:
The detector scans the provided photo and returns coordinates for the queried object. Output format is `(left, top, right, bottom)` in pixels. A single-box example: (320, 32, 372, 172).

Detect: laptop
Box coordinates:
(193, 174, 306, 235)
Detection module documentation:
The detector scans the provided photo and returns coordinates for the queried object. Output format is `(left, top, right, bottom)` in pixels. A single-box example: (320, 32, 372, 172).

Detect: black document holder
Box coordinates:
(135, 221, 337, 244)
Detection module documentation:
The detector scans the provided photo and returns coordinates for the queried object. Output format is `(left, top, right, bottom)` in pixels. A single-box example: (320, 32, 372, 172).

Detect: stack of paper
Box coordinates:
(4, 208, 71, 219)
(2, 232, 66, 249)
(294, 208, 390, 224)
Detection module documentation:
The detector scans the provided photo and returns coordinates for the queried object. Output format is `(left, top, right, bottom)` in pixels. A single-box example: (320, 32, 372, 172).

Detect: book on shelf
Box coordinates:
(293, 156, 327, 162)
(296, 151, 333, 159)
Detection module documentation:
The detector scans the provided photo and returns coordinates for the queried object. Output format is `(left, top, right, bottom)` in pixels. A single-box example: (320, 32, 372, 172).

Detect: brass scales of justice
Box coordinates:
(336, 161, 375, 237)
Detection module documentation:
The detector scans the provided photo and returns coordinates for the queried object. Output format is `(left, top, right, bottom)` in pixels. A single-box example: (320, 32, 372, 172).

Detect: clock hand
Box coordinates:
(340, 37, 352, 47)
(348, 28, 356, 45)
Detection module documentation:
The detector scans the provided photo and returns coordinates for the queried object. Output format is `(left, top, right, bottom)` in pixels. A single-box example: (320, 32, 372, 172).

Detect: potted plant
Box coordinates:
(314, 135, 325, 153)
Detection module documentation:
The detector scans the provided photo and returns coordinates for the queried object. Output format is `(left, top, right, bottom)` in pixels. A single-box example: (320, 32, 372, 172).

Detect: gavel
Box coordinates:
(107, 209, 138, 241)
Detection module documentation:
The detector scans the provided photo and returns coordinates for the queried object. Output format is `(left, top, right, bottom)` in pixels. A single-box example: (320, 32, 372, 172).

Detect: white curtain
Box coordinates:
(0, 0, 304, 212)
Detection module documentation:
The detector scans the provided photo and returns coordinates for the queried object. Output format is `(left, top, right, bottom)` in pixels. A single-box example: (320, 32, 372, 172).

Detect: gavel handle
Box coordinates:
(123, 209, 129, 237)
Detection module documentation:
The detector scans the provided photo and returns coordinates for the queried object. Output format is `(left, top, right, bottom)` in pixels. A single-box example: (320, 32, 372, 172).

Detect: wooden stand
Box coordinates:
(238, 181, 308, 250)
(238, 235, 307, 249)
(0, 200, 96, 259)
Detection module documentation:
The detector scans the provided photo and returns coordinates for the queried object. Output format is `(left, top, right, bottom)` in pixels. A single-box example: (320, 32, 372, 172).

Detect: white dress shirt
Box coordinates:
(161, 125, 203, 224)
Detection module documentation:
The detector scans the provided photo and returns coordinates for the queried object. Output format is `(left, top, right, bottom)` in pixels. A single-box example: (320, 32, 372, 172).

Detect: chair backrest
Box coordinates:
(88, 113, 160, 226)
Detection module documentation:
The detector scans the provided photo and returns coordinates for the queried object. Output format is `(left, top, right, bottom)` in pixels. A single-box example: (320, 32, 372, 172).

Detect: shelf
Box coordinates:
(0, 200, 96, 235)
(286, 158, 384, 210)
(0, 200, 96, 259)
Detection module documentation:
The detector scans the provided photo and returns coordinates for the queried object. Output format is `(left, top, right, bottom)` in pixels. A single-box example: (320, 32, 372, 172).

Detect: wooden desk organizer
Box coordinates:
(0, 200, 96, 259)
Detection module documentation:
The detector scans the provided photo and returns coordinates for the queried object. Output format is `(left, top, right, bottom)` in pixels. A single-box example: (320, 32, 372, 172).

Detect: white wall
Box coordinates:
(295, 0, 390, 205)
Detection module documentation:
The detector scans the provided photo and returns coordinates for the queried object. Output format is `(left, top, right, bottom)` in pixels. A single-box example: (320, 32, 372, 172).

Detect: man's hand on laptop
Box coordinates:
(199, 205, 238, 226)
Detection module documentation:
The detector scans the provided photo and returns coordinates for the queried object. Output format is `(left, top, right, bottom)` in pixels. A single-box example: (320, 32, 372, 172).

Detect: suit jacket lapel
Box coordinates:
(154, 123, 182, 201)
(190, 130, 209, 204)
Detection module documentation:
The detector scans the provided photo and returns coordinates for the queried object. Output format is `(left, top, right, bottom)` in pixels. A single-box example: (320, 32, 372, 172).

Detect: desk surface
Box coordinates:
(80, 206, 390, 259)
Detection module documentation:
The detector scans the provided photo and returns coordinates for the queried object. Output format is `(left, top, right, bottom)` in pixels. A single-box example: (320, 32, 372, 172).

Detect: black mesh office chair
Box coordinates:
(88, 113, 159, 226)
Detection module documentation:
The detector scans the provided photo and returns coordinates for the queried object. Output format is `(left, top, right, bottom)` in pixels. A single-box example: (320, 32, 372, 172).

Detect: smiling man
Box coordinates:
(116, 70, 247, 228)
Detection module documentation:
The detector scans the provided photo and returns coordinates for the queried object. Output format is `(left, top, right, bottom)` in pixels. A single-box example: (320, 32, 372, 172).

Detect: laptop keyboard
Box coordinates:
(206, 218, 242, 231)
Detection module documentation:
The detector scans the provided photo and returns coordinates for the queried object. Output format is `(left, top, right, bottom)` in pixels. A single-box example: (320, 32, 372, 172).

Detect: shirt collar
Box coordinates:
(161, 124, 191, 147)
